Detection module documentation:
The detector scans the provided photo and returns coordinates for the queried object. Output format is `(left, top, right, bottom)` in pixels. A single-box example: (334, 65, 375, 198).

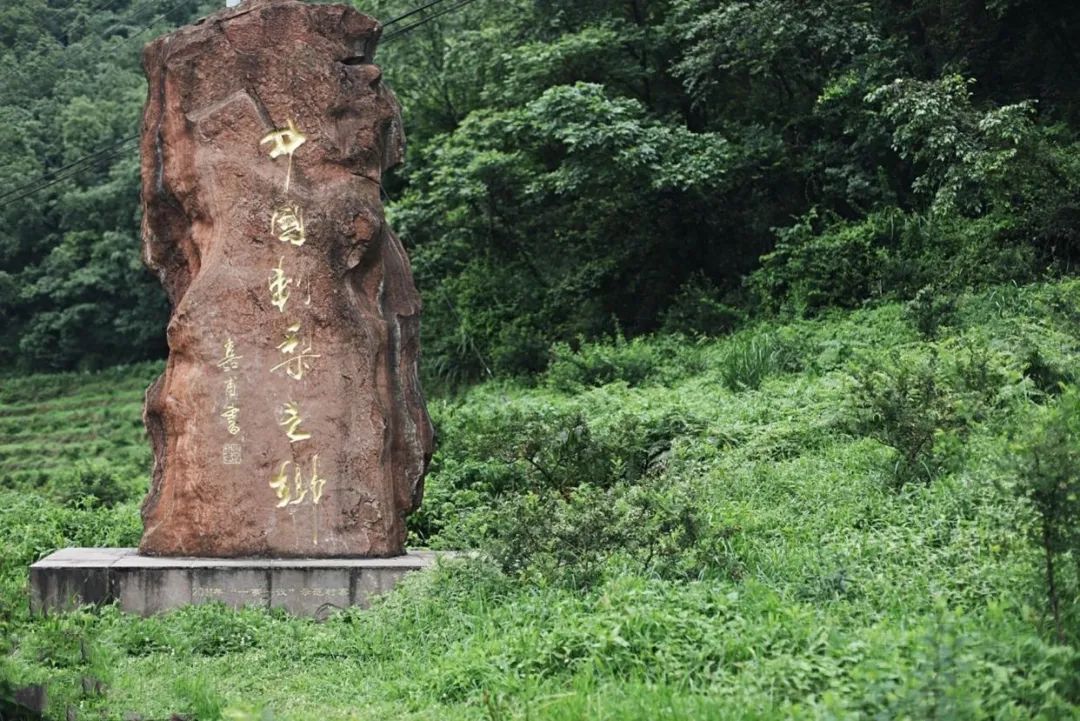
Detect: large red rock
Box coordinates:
(138, 0, 433, 557)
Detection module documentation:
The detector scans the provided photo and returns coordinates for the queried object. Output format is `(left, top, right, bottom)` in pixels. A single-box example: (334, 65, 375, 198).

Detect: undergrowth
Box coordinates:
(1, 281, 1079, 720)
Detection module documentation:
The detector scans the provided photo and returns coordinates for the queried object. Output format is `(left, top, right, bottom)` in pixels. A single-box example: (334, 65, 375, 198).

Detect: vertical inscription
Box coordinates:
(278, 401, 312, 443)
(260, 119, 330, 524)
(260, 119, 306, 193)
(216, 337, 243, 464)
(268, 257, 293, 312)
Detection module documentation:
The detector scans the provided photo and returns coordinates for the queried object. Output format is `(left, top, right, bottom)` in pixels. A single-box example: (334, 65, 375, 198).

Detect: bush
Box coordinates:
(53, 461, 131, 508)
(484, 475, 739, 589)
(544, 333, 705, 392)
(418, 393, 729, 588)
(660, 273, 746, 336)
(751, 210, 895, 316)
(905, 286, 958, 340)
(751, 209, 1036, 318)
(1010, 387, 1080, 645)
(852, 351, 961, 488)
(1022, 345, 1073, 397)
(545, 336, 661, 392)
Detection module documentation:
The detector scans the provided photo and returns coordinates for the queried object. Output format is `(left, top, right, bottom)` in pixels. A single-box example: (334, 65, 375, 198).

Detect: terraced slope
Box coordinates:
(1, 283, 1079, 720)
(0, 363, 160, 499)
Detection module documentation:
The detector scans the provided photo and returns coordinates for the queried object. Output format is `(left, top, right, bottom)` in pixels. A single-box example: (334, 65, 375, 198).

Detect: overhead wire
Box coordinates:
(0, 0, 483, 210)
(0, 135, 139, 204)
(381, 0, 451, 27)
(94, 0, 142, 19)
(0, 135, 140, 209)
(0, 1, 195, 209)
(383, 0, 481, 41)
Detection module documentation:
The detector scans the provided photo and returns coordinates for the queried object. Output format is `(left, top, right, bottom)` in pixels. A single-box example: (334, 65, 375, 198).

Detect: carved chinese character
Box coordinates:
(278, 322, 301, 354)
(268, 256, 293, 312)
(215, 338, 242, 370)
(278, 401, 312, 443)
(268, 454, 327, 507)
(221, 405, 241, 435)
(260, 119, 306, 159)
(272, 322, 321, 380)
(261, 119, 307, 193)
(271, 206, 306, 247)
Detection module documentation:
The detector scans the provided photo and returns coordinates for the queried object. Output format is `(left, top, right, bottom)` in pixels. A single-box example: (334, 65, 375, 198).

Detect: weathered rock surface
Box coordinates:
(139, 0, 433, 557)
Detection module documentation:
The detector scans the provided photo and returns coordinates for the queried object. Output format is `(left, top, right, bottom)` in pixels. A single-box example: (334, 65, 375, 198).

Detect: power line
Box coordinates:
(382, 0, 451, 27)
(2, 1, 173, 89)
(0, 135, 138, 204)
(120, 5, 183, 43)
(383, 0, 481, 41)
(0, 134, 139, 209)
(0, 1, 195, 209)
(93, 0, 140, 17)
(0, 138, 137, 210)
(0, 0, 483, 209)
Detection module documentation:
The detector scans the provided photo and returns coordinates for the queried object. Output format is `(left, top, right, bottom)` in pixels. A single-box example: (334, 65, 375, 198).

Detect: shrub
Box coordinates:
(544, 334, 705, 392)
(413, 397, 714, 578)
(751, 210, 895, 316)
(484, 475, 739, 589)
(545, 336, 660, 392)
(852, 351, 962, 488)
(1021, 345, 1073, 397)
(905, 286, 958, 340)
(53, 461, 131, 508)
(751, 209, 1035, 318)
(660, 273, 745, 336)
(1010, 387, 1080, 644)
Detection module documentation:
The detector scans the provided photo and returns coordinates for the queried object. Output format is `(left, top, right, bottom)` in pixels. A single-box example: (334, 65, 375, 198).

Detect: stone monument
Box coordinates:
(138, 0, 434, 558)
(30, 0, 442, 616)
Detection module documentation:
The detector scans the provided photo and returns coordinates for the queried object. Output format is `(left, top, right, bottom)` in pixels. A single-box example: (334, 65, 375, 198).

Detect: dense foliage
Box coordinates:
(0, 0, 218, 371)
(2, 2, 1080, 718)
(2, 281, 1079, 718)
(370, 0, 1080, 381)
(2, 0, 1079, 377)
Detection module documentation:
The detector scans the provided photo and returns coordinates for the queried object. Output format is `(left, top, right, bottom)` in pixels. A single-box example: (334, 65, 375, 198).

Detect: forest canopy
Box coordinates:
(1, 0, 1078, 380)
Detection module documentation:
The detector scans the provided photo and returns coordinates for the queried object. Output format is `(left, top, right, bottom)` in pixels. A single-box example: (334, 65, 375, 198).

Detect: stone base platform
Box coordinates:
(30, 548, 442, 618)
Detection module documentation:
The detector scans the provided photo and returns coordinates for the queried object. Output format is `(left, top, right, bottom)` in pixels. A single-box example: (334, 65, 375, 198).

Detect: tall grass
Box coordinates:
(1, 282, 1079, 719)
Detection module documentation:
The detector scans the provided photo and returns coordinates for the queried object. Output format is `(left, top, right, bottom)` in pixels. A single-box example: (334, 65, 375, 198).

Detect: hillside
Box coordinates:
(3, 0, 1079, 379)
(1, 280, 1078, 720)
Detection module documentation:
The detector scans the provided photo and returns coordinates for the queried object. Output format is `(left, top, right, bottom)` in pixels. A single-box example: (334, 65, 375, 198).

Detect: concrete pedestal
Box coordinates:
(30, 548, 442, 618)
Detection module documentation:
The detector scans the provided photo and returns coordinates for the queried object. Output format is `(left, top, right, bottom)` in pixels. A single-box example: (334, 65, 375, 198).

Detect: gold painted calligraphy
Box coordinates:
(258, 120, 331, 517)
(217, 337, 243, 462)
(268, 256, 293, 312)
(278, 401, 312, 443)
(260, 119, 306, 159)
(277, 322, 301, 355)
(221, 405, 241, 435)
(271, 206, 306, 247)
(268, 454, 327, 507)
(271, 322, 321, 380)
(261, 119, 306, 194)
(215, 338, 242, 370)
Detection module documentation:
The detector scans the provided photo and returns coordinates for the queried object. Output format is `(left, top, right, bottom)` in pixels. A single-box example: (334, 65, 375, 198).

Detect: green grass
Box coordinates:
(2, 283, 1079, 720)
